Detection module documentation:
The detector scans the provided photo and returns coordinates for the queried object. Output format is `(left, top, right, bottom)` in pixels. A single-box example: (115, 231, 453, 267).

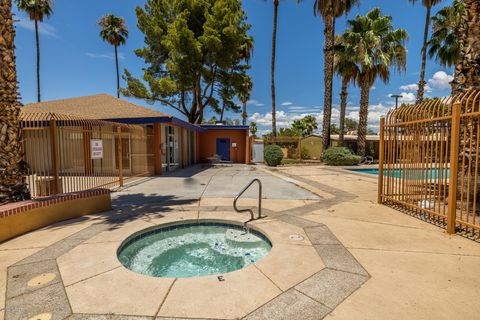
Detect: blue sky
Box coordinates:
(13, 0, 454, 134)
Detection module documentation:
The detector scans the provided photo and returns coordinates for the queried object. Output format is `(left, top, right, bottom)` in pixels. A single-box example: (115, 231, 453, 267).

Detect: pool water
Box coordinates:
(117, 222, 272, 278)
(348, 167, 450, 179)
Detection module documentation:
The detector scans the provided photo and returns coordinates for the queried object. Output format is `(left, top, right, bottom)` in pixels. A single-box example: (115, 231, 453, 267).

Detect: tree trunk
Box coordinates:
(114, 45, 120, 98)
(322, 11, 335, 151)
(416, 5, 431, 104)
(34, 19, 41, 102)
(0, 0, 31, 204)
(453, 0, 480, 94)
(271, 0, 279, 138)
(194, 74, 204, 124)
(242, 101, 247, 125)
(220, 102, 225, 122)
(453, 0, 480, 216)
(357, 76, 370, 157)
(339, 77, 348, 144)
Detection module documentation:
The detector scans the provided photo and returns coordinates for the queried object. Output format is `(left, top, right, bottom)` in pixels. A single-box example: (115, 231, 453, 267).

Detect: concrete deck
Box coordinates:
(1, 165, 479, 320)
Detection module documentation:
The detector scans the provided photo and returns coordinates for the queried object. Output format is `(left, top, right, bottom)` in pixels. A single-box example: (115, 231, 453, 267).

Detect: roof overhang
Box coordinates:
(200, 125, 250, 131)
(103, 117, 206, 132)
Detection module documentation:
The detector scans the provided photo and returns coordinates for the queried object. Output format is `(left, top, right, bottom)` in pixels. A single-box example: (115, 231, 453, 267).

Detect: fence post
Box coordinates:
(378, 118, 385, 204)
(447, 102, 461, 234)
(116, 126, 124, 187)
(181, 127, 185, 168)
(49, 118, 60, 195)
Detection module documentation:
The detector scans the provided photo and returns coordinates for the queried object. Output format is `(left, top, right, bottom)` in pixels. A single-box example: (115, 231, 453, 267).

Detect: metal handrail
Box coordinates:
(233, 179, 262, 225)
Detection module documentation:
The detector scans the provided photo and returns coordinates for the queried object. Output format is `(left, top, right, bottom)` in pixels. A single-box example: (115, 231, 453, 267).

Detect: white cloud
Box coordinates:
(287, 106, 321, 113)
(247, 99, 265, 107)
(428, 71, 454, 90)
(249, 102, 392, 135)
(388, 92, 416, 104)
(86, 52, 126, 60)
(281, 101, 293, 106)
(16, 17, 59, 38)
(399, 83, 432, 93)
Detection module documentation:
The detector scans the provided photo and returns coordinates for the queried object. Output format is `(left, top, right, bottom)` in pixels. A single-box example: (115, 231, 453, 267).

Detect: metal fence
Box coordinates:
(20, 112, 151, 198)
(378, 89, 480, 238)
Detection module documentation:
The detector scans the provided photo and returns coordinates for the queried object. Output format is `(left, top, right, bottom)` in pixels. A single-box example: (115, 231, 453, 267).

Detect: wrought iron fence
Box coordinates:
(378, 90, 480, 238)
(20, 112, 151, 198)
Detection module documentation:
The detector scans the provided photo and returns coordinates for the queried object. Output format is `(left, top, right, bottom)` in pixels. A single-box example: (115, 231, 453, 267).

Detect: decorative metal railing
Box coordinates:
(379, 89, 480, 238)
(20, 112, 151, 198)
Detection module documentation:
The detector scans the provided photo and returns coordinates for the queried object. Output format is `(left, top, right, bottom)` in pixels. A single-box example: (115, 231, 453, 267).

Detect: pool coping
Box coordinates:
(116, 219, 274, 279)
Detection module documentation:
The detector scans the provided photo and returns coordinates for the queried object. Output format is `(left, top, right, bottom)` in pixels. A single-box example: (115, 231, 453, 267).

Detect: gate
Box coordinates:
(379, 90, 480, 238)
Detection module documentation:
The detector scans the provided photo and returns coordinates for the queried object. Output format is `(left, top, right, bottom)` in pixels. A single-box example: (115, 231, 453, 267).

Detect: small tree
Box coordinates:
(123, 0, 252, 124)
(292, 115, 318, 136)
(250, 122, 258, 137)
(344, 118, 358, 133)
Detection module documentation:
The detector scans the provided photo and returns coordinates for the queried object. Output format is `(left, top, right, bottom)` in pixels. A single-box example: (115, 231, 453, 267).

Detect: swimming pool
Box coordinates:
(348, 167, 450, 179)
(117, 222, 272, 278)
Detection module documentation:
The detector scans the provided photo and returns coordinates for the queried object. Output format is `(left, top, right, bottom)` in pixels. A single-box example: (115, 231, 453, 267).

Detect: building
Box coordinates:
(330, 134, 380, 158)
(21, 94, 251, 178)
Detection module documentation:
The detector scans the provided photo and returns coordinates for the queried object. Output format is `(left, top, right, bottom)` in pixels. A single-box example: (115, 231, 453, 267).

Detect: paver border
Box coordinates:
(3, 168, 370, 320)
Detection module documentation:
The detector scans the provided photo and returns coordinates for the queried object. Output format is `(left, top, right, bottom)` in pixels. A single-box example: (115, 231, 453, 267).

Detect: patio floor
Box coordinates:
(1, 165, 479, 320)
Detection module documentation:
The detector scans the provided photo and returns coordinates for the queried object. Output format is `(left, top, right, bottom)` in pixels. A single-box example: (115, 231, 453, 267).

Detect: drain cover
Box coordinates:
(27, 273, 56, 287)
(289, 234, 304, 241)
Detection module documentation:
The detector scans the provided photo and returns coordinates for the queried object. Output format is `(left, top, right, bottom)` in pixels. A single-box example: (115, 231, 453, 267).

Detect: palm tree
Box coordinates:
(239, 77, 253, 126)
(0, 0, 30, 204)
(306, 0, 359, 151)
(343, 8, 408, 156)
(452, 0, 480, 93)
(334, 34, 359, 144)
(408, 0, 444, 104)
(15, 0, 53, 103)
(98, 14, 129, 99)
(270, 0, 279, 138)
(250, 122, 258, 138)
(427, 0, 464, 69)
(301, 115, 318, 136)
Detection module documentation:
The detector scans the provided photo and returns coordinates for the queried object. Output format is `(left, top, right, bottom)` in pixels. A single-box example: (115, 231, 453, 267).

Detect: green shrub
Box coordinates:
(264, 144, 284, 167)
(323, 147, 360, 166)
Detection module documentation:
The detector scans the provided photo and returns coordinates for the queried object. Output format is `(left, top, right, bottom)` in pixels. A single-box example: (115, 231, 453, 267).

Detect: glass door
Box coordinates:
(164, 125, 180, 171)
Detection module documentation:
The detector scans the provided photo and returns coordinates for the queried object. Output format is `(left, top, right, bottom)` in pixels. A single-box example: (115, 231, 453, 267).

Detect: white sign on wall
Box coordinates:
(90, 140, 103, 159)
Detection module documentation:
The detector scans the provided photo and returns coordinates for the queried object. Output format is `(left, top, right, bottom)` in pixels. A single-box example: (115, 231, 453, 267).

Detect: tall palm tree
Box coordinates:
(239, 77, 253, 126)
(98, 14, 128, 99)
(408, 0, 444, 104)
(427, 0, 464, 69)
(334, 34, 359, 144)
(0, 0, 30, 204)
(343, 8, 408, 156)
(270, 0, 279, 138)
(15, 0, 53, 103)
(308, 0, 359, 151)
(452, 0, 480, 93)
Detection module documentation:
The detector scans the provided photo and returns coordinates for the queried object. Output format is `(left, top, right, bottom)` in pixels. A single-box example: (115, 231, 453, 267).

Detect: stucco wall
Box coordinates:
(199, 129, 248, 163)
